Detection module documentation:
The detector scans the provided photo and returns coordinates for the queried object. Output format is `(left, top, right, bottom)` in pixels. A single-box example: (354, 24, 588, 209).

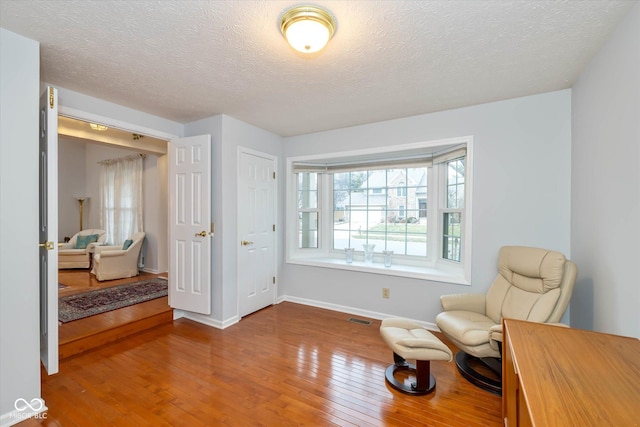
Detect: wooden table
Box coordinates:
(502, 319, 640, 427)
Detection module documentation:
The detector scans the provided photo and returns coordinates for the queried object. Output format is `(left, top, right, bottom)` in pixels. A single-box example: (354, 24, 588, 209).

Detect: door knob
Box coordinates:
(195, 231, 207, 237)
(241, 240, 254, 246)
(39, 241, 54, 250)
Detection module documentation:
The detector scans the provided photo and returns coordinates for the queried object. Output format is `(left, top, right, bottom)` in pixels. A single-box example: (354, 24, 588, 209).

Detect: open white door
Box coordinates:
(168, 135, 211, 314)
(39, 86, 58, 374)
(238, 149, 276, 317)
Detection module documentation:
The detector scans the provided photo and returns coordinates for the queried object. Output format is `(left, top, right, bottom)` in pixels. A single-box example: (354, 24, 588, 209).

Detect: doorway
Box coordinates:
(52, 111, 175, 363)
(57, 114, 171, 274)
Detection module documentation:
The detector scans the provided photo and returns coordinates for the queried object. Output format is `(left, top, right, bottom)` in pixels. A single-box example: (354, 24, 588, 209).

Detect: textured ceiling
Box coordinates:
(0, 0, 635, 137)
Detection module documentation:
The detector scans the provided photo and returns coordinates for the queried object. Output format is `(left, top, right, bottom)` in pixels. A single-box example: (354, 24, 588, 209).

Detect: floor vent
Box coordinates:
(348, 317, 372, 326)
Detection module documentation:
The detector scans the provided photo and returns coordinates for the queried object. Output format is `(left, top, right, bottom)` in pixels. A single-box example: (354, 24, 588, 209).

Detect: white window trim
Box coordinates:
(286, 136, 473, 285)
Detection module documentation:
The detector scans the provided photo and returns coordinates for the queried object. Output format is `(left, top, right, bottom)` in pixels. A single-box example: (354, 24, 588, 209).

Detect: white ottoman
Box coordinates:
(380, 318, 453, 395)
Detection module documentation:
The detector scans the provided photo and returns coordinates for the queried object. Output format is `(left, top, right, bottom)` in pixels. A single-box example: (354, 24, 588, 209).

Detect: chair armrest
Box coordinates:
(93, 245, 122, 255)
(99, 250, 126, 258)
(488, 324, 503, 343)
(440, 293, 486, 314)
(86, 242, 104, 252)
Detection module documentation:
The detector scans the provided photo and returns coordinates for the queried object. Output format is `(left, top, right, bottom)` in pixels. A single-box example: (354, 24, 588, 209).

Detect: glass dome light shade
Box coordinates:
(280, 6, 336, 54)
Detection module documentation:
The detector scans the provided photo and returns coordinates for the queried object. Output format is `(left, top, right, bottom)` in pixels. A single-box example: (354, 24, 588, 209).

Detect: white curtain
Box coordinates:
(99, 154, 144, 245)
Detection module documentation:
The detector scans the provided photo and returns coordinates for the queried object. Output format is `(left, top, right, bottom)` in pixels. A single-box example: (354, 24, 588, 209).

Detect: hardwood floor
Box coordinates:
(58, 270, 173, 359)
(21, 302, 501, 426)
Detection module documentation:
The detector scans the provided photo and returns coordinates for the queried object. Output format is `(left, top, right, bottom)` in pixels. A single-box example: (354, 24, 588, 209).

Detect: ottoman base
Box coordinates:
(385, 353, 436, 395)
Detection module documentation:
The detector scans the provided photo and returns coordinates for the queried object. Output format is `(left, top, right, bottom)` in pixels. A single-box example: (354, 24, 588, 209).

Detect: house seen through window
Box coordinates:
(331, 168, 428, 256)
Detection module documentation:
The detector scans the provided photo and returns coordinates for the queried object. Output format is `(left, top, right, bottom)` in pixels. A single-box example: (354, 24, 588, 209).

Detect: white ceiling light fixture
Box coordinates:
(280, 5, 336, 54)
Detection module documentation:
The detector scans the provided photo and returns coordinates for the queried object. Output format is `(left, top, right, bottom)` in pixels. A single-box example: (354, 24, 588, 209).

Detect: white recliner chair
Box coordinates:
(58, 229, 107, 269)
(91, 232, 145, 281)
(435, 246, 577, 395)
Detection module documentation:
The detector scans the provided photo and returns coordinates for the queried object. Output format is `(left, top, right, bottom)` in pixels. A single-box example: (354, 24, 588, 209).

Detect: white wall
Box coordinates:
(0, 28, 42, 424)
(282, 90, 572, 326)
(571, 3, 640, 338)
(184, 115, 284, 325)
(145, 153, 169, 273)
(58, 137, 87, 240)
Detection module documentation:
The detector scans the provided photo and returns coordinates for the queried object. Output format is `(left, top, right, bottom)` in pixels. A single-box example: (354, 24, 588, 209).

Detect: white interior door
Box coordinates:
(39, 86, 58, 374)
(168, 135, 211, 314)
(238, 149, 276, 317)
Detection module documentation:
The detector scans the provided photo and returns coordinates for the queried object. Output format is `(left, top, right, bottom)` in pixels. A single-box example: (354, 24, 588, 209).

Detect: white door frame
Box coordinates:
(58, 106, 179, 142)
(236, 146, 278, 317)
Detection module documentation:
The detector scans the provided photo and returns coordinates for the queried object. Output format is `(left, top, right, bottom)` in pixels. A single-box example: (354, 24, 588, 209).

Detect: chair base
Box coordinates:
(384, 353, 436, 395)
(455, 351, 502, 396)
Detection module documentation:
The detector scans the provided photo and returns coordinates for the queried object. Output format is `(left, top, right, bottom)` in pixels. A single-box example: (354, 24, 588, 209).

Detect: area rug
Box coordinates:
(59, 277, 168, 323)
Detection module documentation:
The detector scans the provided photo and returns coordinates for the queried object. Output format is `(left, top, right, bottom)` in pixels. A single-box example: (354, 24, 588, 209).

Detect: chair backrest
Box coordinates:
(125, 232, 145, 253)
(485, 246, 577, 324)
(69, 229, 107, 247)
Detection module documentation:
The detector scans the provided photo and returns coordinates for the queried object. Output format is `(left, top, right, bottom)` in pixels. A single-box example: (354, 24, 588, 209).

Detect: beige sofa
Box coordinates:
(91, 232, 145, 281)
(58, 229, 107, 269)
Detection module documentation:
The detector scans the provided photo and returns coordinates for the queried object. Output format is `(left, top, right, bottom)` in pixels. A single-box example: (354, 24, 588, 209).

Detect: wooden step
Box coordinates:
(59, 297, 173, 359)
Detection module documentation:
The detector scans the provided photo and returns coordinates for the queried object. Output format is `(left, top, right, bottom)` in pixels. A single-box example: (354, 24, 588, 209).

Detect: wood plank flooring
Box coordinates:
(20, 302, 501, 426)
(58, 270, 173, 359)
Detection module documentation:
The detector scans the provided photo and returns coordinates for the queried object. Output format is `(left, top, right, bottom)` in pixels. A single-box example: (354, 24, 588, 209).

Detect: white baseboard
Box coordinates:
(278, 295, 439, 331)
(181, 311, 239, 330)
(141, 267, 161, 274)
(175, 297, 438, 332)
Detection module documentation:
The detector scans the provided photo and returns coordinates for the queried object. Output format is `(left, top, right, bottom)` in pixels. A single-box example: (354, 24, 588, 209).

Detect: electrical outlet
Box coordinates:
(382, 288, 390, 299)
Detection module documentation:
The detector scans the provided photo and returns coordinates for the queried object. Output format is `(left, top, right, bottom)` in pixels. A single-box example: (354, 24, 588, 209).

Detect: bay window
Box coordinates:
(288, 137, 472, 284)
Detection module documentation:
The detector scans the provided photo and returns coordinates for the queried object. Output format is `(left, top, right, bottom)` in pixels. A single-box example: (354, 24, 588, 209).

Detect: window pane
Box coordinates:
(446, 159, 465, 209)
(297, 173, 318, 209)
(447, 185, 464, 209)
(366, 209, 384, 234)
(443, 212, 462, 261)
(387, 210, 404, 224)
(405, 210, 420, 224)
(297, 172, 319, 248)
(333, 172, 351, 190)
(334, 190, 349, 209)
(333, 228, 350, 250)
(299, 212, 318, 248)
(386, 233, 406, 253)
(298, 172, 318, 190)
(406, 239, 427, 257)
(298, 190, 317, 209)
(332, 166, 429, 257)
